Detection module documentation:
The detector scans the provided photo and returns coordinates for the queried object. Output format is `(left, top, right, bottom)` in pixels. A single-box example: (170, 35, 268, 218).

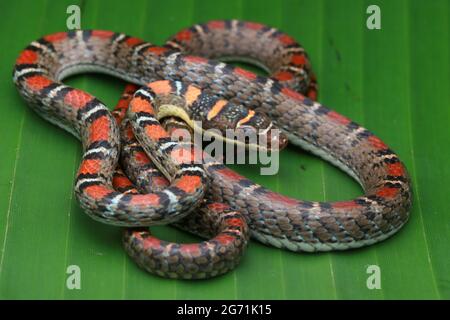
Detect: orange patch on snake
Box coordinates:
(134, 151, 150, 165)
(327, 111, 351, 125)
(180, 244, 201, 256)
(130, 96, 154, 114)
(278, 34, 295, 45)
(245, 22, 264, 30)
(17, 50, 38, 64)
(207, 100, 227, 120)
(291, 54, 306, 65)
(368, 135, 388, 150)
(112, 175, 133, 189)
(207, 202, 230, 212)
(44, 32, 67, 42)
(208, 20, 225, 29)
(141, 236, 161, 250)
(125, 37, 143, 47)
(234, 67, 257, 80)
(281, 87, 305, 101)
(214, 234, 235, 246)
(377, 187, 399, 198)
(129, 194, 160, 206)
(25, 75, 52, 91)
(79, 159, 102, 175)
(274, 71, 294, 81)
(89, 116, 110, 142)
(147, 46, 168, 55)
(387, 162, 405, 177)
(332, 201, 359, 209)
(148, 80, 172, 95)
(64, 89, 94, 109)
(144, 124, 169, 140)
(174, 176, 202, 193)
(175, 29, 192, 41)
(91, 30, 115, 38)
(84, 185, 111, 199)
(265, 191, 299, 206)
(184, 55, 208, 64)
(226, 218, 245, 228)
(185, 85, 202, 106)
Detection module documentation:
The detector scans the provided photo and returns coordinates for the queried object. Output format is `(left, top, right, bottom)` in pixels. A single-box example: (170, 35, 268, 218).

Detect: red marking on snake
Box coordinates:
(130, 96, 154, 114)
(245, 22, 264, 30)
(89, 116, 110, 142)
(84, 185, 111, 199)
(91, 30, 114, 38)
(152, 176, 169, 188)
(265, 191, 299, 206)
(332, 201, 359, 209)
(134, 151, 150, 165)
(226, 218, 245, 227)
(147, 46, 168, 55)
(175, 29, 192, 41)
(79, 159, 102, 175)
(116, 98, 129, 111)
(143, 237, 162, 250)
(44, 32, 67, 42)
(387, 162, 404, 176)
(64, 89, 93, 109)
(278, 34, 295, 45)
(17, 50, 38, 64)
(281, 87, 305, 101)
(130, 194, 160, 206)
(125, 37, 143, 47)
(307, 89, 317, 101)
(207, 202, 230, 212)
(234, 67, 257, 80)
(368, 136, 388, 150)
(274, 71, 294, 81)
(113, 175, 133, 189)
(148, 80, 172, 95)
(145, 124, 169, 140)
(175, 176, 202, 193)
(214, 234, 235, 246)
(291, 54, 306, 65)
(208, 20, 225, 29)
(26, 75, 52, 91)
(377, 187, 398, 198)
(184, 55, 208, 64)
(124, 125, 134, 140)
(327, 111, 351, 125)
(181, 244, 201, 256)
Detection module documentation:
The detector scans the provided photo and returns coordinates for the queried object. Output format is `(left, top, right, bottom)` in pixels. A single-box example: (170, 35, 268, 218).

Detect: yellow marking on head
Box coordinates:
(185, 85, 202, 106)
(236, 110, 255, 127)
(207, 100, 227, 121)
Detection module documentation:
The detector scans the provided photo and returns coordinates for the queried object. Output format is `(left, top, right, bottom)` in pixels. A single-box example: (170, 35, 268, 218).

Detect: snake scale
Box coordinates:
(13, 20, 412, 279)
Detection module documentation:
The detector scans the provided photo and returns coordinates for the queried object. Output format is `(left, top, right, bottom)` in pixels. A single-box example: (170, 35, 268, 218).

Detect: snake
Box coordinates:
(13, 20, 412, 279)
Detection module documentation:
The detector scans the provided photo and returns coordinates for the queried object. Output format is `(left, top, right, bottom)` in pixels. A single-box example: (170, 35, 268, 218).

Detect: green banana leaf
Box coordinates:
(0, 0, 448, 299)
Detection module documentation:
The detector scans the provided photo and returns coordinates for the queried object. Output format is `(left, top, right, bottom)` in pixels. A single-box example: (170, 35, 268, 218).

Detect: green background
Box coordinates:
(0, 0, 449, 299)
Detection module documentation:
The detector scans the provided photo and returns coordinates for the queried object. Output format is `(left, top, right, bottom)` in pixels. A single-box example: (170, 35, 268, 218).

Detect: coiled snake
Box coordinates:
(13, 20, 412, 279)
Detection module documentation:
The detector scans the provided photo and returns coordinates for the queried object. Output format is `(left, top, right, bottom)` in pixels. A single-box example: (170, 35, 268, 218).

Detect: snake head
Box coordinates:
(234, 111, 288, 151)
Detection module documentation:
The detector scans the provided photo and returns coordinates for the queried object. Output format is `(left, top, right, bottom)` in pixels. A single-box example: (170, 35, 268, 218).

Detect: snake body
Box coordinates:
(13, 20, 412, 279)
